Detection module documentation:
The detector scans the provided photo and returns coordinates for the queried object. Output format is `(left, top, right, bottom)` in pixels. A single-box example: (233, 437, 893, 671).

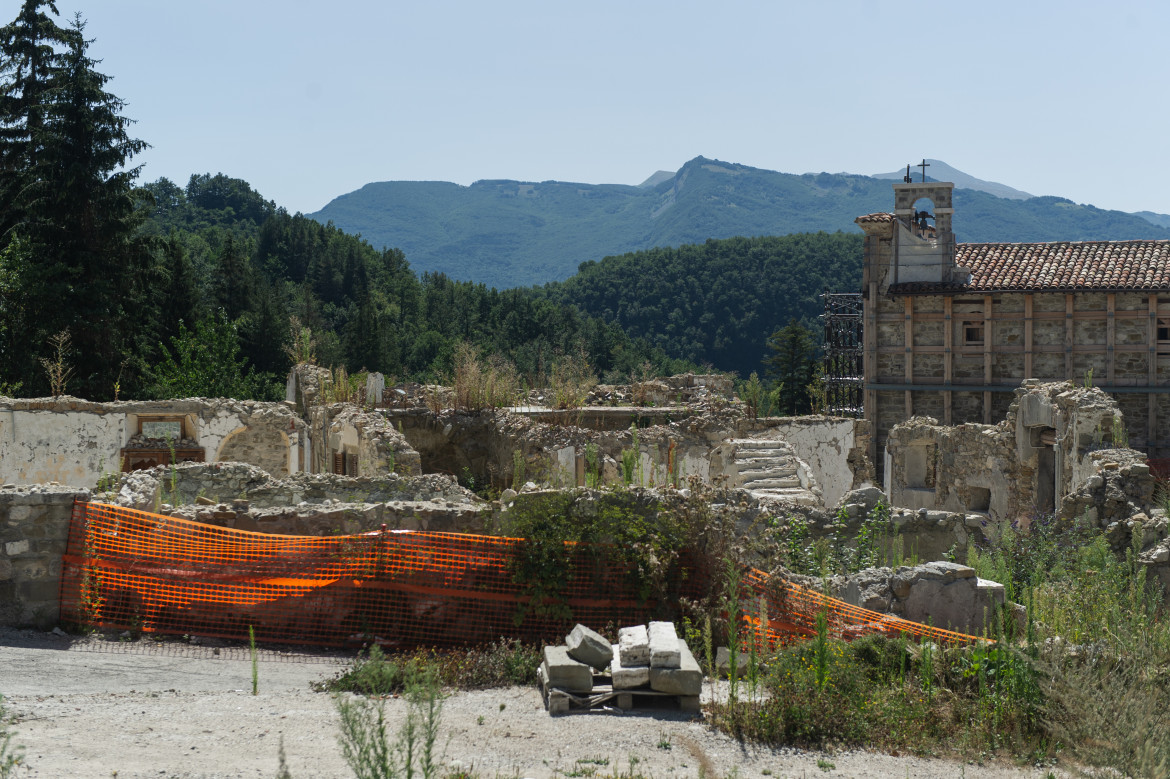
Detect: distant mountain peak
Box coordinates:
(872, 159, 1034, 200)
(638, 170, 675, 188)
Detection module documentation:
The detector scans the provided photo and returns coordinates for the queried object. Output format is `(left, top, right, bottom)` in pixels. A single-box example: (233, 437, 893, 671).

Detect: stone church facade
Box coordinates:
(857, 180, 1170, 472)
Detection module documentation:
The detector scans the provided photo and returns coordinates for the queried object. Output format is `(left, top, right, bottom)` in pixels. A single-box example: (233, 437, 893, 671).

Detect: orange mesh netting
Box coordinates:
(737, 569, 979, 648)
(59, 502, 979, 649)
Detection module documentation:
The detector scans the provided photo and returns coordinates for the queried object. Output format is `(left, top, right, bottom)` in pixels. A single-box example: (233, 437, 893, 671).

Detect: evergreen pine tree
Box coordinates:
(763, 318, 818, 416)
(0, 7, 150, 397)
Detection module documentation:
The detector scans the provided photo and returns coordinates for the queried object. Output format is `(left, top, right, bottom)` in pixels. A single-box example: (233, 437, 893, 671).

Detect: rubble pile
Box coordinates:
(539, 622, 702, 714)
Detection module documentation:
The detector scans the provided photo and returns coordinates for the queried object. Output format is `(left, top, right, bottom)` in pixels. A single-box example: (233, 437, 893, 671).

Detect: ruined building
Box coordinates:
(856, 179, 1170, 473)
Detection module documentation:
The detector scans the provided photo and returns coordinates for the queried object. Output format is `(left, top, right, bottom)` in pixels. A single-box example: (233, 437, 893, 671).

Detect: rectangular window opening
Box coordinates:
(963, 321, 985, 347)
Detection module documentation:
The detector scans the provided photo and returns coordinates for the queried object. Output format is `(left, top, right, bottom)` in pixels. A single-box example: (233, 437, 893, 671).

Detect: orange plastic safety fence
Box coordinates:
(59, 502, 980, 650)
(736, 569, 980, 647)
(59, 502, 698, 648)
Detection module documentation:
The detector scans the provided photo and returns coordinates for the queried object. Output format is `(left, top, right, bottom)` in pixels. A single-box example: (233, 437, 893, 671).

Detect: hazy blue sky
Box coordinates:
(36, 0, 1170, 217)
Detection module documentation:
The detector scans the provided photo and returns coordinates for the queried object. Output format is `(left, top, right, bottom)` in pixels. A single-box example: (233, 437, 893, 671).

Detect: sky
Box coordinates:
(29, 0, 1170, 216)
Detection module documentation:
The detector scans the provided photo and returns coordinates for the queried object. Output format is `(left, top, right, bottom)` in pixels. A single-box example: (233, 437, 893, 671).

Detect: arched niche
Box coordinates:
(216, 425, 291, 476)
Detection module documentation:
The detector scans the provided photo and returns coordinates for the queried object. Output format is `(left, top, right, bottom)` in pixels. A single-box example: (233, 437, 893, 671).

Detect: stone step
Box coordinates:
(726, 439, 795, 451)
(751, 487, 820, 505)
(737, 465, 799, 478)
(733, 451, 791, 463)
(742, 476, 802, 489)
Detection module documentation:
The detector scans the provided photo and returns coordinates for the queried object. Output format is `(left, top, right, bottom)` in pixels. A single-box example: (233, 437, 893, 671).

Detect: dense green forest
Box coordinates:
(0, 2, 686, 402)
(311, 156, 1170, 289)
(540, 233, 864, 380)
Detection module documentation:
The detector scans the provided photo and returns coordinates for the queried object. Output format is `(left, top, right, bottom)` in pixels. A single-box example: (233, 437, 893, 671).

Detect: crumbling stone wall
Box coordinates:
(106, 463, 485, 536)
(285, 363, 332, 415)
(885, 382, 1132, 524)
(812, 561, 1012, 635)
(0, 484, 87, 628)
(0, 397, 310, 488)
(307, 403, 421, 477)
(391, 402, 872, 512)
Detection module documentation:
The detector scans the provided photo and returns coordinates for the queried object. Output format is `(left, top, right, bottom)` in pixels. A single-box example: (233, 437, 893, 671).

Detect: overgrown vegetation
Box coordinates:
(318, 641, 539, 696)
(334, 662, 445, 779)
(497, 480, 754, 627)
(709, 509, 1170, 773)
(0, 694, 22, 778)
(452, 341, 520, 411)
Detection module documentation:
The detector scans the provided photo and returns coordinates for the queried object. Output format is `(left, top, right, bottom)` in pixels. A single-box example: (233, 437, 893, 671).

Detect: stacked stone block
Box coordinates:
(540, 621, 700, 714)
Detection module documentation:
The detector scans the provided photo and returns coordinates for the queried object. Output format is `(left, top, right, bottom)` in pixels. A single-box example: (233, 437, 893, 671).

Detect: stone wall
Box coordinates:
(102, 463, 486, 537)
(0, 484, 88, 628)
(391, 404, 872, 511)
(885, 382, 1133, 524)
(818, 562, 1011, 635)
(307, 403, 421, 477)
(748, 417, 873, 508)
(826, 487, 990, 565)
(0, 397, 309, 488)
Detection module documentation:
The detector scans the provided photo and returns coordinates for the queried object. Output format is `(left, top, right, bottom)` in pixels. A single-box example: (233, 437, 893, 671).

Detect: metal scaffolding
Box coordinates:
(820, 291, 863, 418)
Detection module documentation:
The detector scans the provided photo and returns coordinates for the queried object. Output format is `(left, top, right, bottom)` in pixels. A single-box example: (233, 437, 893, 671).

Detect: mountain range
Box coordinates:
(309, 156, 1170, 289)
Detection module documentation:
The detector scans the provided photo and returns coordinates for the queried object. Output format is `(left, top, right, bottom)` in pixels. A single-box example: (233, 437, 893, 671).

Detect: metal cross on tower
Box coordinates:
(918, 158, 930, 182)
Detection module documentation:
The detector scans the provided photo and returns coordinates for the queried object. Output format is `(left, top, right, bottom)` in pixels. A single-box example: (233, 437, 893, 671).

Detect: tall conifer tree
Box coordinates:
(0, 6, 149, 397)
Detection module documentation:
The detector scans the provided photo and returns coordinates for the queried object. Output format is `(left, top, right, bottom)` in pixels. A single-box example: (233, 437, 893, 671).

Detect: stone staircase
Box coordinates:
(722, 438, 821, 506)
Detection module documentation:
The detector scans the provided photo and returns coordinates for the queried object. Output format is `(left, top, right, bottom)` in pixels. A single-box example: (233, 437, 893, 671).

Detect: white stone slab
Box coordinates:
(649, 639, 702, 696)
(610, 644, 650, 689)
(648, 620, 680, 668)
(618, 624, 649, 666)
(565, 624, 613, 670)
(541, 645, 593, 693)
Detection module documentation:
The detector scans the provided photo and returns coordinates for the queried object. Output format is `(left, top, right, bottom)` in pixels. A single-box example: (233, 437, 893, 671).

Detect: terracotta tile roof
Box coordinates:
(856, 212, 896, 224)
(887, 240, 1170, 294)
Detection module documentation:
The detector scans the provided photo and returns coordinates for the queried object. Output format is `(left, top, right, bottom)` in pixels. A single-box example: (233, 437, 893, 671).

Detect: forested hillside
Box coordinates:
(0, 3, 683, 401)
(541, 232, 865, 379)
(311, 156, 1170, 288)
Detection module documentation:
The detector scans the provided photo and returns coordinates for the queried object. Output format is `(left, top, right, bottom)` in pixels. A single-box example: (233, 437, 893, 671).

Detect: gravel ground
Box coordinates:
(0, 628, 1067, 779)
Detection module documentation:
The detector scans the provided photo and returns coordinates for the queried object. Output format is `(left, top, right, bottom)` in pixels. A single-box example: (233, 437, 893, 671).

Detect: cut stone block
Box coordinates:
(716, 646, 751, 678)
(610, 643, 651, 689)
(565, 624, 613, 670)
(649, 639, 702, 696)
(541, 645, 593, 693)
(648, 621, 680, 668)
(618, 624, 649, 666)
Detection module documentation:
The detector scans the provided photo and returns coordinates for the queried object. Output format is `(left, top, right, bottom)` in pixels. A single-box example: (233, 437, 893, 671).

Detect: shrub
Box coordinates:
(452, 341, 520, 411)
(550, 348, 596, 410)
(335, 662, 445, 779)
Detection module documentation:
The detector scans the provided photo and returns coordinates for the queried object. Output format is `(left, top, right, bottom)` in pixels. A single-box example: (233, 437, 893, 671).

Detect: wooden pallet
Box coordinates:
(538, 667, 700, 715)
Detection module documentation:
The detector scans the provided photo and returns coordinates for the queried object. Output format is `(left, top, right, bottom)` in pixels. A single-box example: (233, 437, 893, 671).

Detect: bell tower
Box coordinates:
(889, 160, 962, 286)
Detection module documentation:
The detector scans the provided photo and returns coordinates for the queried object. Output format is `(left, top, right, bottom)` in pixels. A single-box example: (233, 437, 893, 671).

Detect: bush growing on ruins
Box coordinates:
(283, 316, 317, 366)
(322, 366, 364, 404)
(151, 311, 277, 400)
(39, 329, 73, 397)
(499, 483, 750, 625)
(738, 371, 765, 419)
(549, 347, 596, 410)
(451, 342, 520, 411)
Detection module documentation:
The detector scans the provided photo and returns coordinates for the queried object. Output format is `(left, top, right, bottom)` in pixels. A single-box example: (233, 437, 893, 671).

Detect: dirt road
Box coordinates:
(0, 629, 1061, 778)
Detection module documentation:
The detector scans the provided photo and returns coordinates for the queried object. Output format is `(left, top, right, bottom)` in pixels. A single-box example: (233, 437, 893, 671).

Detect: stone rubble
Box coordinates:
(618, 624, 650, 666)
(647, 620, 681, 668)
(790, 561, 1016, 635)
(540, 622, 701, 712)
(564, 624, 612, 670)
(540, 645, 593, 693)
